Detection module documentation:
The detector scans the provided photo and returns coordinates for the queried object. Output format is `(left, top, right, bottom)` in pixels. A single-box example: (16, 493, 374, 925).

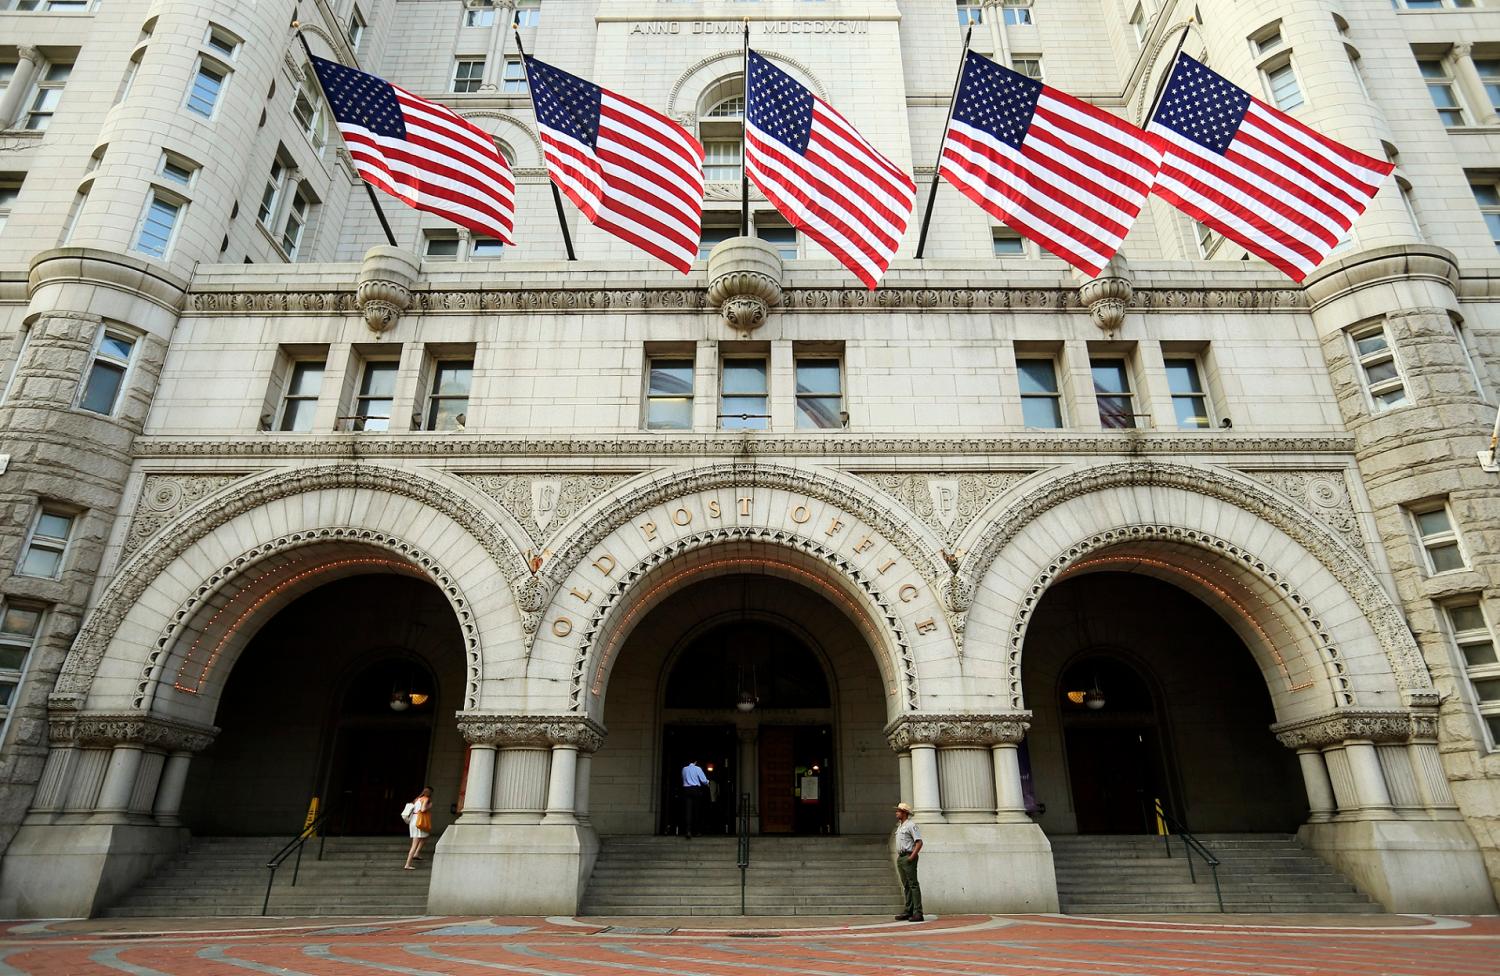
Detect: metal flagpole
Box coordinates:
(740, 18, 751, 237)
(1143, 24, 1192, 128)
(913, 23, 973, 260)
(291, 24, 399, 248)
(512, 24, 576, 261)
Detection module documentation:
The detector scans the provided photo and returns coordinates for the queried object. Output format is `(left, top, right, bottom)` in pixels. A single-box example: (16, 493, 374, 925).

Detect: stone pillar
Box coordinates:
(0, 46, 41, 129)
(460, 744, 496, 823)
(1295, 748, 1337, 824)
(992, 743, 1028, 823)
(937, 747, 996, 823)
(909, 744, 943, 822)
(574, 753, 593, 826)
(542, 745, 579, 825)
(897, 751, 913, 807)
(1407, 741, 1461, 821)
(152, 752, 193, 825)
(1452, 43, 1500, 126)
(1343, 741, 1395, 818)
(94, 745, 145, 817)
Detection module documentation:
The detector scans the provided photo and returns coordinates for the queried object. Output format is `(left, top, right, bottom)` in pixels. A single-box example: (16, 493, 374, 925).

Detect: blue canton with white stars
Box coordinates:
(526, 57, 602, 150)
(1150, 54, 1250, 155)
(951, 51, 1042, 151)
(747, 50, 813, 155)
(310, 56, 406, 139)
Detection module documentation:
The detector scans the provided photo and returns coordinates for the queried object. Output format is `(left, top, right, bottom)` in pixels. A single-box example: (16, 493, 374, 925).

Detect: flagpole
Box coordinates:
(913, 23, 973, 260)
(512, 25, 577, 261)
(740, 18, 750, 238)
(292, 25, 399, 248)
(1143, 25, 1191, 127)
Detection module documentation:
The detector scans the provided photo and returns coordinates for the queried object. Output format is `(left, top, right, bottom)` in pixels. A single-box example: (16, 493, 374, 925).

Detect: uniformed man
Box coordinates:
(894, 801, 924, 921)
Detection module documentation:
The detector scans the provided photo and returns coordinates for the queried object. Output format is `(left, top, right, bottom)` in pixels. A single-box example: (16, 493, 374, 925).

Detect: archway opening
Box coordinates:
(1023, 571, 1306, 835)
(180, 573, 467, 838)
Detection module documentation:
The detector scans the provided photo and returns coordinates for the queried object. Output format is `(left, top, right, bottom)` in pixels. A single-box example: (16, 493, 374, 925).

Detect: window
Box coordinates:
(1017, 358, 1063, 429)
(1391, 0, 1475, 8)
(354, 361, 397, 431)
(698, 222, 735, 260)
(1250, 24, 1284, 58)
(158, 152, 195, 187)
(1091, 357, 1135, 428)
(720, 357, 769, 430)
(0, 61, 15, 97)
(258, 158, 286, 226)
(465, 6, 497, 27)
(116, 50, 143, 105)
(1001, 0, 1033, 25)
(515, 0, 540, 28)
(1445, 601, 1500, 748)
(1129, 4, 1148, 45)
(347, 6, 366, 51)
(278, 360, 324, 431)
(186, 58, 227, 117)
(1412, 503, 1466, 574)
(1012, 57, 1044, 81)
(700, 83, 744, 182)
(293, 72, 328, 155)
(757, 222, 797, 260)
(645, 357, 693, 430)
(956, 0, 982, 25)
(993, 228, 1025, 257)
(18, 508, 73, 578)
(703, 140, 741, 182)
(281, 186, 310, 258)
(704, 96, 743, 119)
(78, 329, 134, 415)
(0, 603, 43, 730)
(204, 25, 240, 60)
(471, 236, 504, 258)
(133, 191, 181, 258)
(1195, 220, 1221, 257)
(426, 360, 473, 431)
(424, 233, 460, 260)
(24, 62, 71, 130)
(58, 187, 86, 244)
(1349, 322, 1408, 411)
(1453, 318, 1488, 401)
(795, 356, 842, 429)
(1262, 59, 1303, 111)
(1479, 57, 1500, 115)
(1472, 178, 1500, 254)
(501, 57, 526, 94)
(1418, 56, 1465, 127)
(1165, 357, 1211, 429)
(0, 178, 19, 235)
(453, 59, 485, 94)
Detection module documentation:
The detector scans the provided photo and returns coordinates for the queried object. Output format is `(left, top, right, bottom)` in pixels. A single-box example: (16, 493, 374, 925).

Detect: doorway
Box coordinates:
(759, 724, 834, 834)
(660, 724, 737, 836)
(1060, 656, 1170, 834)
(325, 657, 437, 836)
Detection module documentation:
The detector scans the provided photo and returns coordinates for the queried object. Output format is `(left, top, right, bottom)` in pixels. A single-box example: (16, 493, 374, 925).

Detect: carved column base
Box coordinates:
(706, 237, 783, 333)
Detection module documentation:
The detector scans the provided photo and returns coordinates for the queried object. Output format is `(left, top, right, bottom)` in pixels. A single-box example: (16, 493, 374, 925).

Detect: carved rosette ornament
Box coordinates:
(1271, 708, 1437, 750)
(706, 236, 783, 332)
(884, 712, 1032, 751)
(458, 713, 606, 752)
(49, 713, 219, 753)
(1078, 254, 1134, 332)
(355, 245, 419, 334)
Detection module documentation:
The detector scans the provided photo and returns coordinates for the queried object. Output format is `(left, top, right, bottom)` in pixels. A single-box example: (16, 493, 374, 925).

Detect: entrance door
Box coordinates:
(759, 724, 834, 835)
(1065, 726, 1164, 833)
(329, 726, 432, 835)
(660, 724, 737, 836)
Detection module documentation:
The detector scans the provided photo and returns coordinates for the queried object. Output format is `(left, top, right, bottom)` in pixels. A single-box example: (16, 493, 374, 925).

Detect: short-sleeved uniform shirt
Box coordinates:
(896, 818, 922, 854)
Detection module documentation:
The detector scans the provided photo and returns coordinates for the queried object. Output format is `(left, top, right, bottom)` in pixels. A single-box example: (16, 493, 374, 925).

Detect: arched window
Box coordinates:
(698, 78, 744, 182)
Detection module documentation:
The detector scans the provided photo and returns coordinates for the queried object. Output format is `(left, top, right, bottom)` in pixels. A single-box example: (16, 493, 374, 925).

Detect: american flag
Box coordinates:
(526, 56, 705, 274)
(745, 50, 916, 289)
(310, 56, 516, 244)
(1147, 55, 1394, 282)
(940, 51, 1164, 278)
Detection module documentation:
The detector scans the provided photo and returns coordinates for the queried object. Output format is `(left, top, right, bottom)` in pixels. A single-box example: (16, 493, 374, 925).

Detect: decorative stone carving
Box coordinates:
(355, 246, 418, 334)
(458, 714, 605, 752)
(124, 474, 252, 554)
(1241, 469, 1367, 558)
(1078, 254, 1133, 332)
(706, 237, 783, 332)
(851, 471, 1033, 546)
(461, 472, 640, 546)
(49, 713, 218, 753)
(1272, 709, 1439, 749)
(884, 713, 1031, 751)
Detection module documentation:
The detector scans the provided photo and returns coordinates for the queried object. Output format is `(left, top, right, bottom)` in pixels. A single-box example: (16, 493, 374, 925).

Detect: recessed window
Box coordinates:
(1349, 323, 1408, 411)
(1479, 57, 1499, 115)
(347, 6, 366, 51)
(1251, 24, 1284, 58)
(453, 59, 485, 94)
(354, 361, 398, 431)
(1012, 57, 1044, 81)
(720, 357, 769, 430)
(698, 222, 736, 260)
(18, 508, 74, 579)
(78, 329, 134, 415)
(1002, 0, 1034, 25)
(426, 360, 473, 431)
(1195, 220, 1221, 258)
(1418, 56, 1465, 127)
(0, 602, 44, 732)
(1017, 357, 1063, 429)
(0, 178, 20, 235)
(1412, 503, 1467, 574)
(24, 61, 72, 130)
(704, 96, 744, 120)
(186, 58, 228, 117)
(646, 357, 694, 430)
(116, 49, 144, 105)
(1091, 358, 1136, 429)
(1445, 601, 1500, 749)
(1472, 177, 1500, 254)
(515, 0, 540, 28)
(424, 233, 461, 260)
(278, 359, 325, 431)
(133, 191, 181, 258)
(1262, 58, 1303, 111)
(956, 0, 982, 26)
(204, 25, 241, 60)
(757, 222, 797, 260)
(993, 228, 1026, 257)
(465, 5, 496, 27)
(1129, 3, 1148, 45)
(258, 157, 287, 226)
(281, 186, 311, 258)
(1165, 357, 1211, 429)
(795, 356, 843, 429)
(501, 57, 526, 94)
(293, 70, 329, 155)
(471, 236, 504, 258)
(0, 61, 16, 95)
(703, 140, 741, 182)
(158, 152, 196, 187)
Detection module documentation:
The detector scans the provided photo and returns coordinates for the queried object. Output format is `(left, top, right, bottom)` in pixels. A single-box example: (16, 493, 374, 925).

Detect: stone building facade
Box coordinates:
(0, 0, 1497, 917)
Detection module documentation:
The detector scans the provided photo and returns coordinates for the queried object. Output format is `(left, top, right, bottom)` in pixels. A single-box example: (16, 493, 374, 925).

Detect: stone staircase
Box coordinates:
(1050, 833, 1381, 914)
(103, 836, 432, 917)
(581, 835, 902, 916)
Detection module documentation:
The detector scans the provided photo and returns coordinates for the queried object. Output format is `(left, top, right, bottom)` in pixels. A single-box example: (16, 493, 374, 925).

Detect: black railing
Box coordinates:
(1144, 795, 1224, 912)
(736, 792, 750, 916)
(262, 803, 346, 916)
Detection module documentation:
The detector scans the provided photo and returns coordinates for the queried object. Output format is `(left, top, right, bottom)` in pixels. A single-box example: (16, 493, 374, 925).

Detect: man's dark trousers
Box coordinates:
(683, 785, 705, 837)
(898, 856, 923, 916)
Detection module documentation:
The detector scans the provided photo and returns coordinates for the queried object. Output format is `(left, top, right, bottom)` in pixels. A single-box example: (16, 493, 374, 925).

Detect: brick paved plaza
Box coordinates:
(2, 914, 1498, 976)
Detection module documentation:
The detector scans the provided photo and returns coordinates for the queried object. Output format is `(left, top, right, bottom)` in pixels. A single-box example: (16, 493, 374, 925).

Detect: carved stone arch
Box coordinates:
(1007, 524, 1353, 712)
(568, 526, 918, 719)
(958, 460, 1430, 694)
(135, 527, 485, 717)
(666, 49, 829, 119)
(459, 110, 546, 167)
(54, 464, 531, 706)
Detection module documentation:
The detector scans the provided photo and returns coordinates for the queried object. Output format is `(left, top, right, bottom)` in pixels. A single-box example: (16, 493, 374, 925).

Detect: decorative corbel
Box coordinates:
(1078, 253, 1134, 332)
(355, 245, 419, 334)
(706, 236, 784, 333)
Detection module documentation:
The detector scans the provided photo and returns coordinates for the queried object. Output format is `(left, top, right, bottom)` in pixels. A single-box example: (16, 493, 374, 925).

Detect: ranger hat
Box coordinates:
(895, 802, 914, 814)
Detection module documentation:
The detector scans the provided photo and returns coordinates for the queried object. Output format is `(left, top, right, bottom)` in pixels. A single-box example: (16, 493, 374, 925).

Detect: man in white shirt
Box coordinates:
(894, 802, 924, 921)
(681, 759, 710, 839)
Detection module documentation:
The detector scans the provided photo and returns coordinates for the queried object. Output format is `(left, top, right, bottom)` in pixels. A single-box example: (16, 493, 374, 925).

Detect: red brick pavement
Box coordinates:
(1, 914, 1497, 976)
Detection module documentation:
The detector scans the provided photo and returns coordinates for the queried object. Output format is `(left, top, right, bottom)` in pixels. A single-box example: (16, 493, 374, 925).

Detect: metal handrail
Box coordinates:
(1146, 796, 1224, 912)
(262, 803, 343, 916)
(735, 792, 750, 916)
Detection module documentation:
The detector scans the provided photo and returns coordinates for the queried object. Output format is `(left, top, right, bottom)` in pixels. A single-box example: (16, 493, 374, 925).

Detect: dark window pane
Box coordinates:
(1461, 641, 1498, 668)
(79, 361, 125, 414)
(649, 360, 693, 396)
(1090, 360, 1130, 395)
(427, 398, 468, 431)
(287, 363, 324, 397)
(795, 359, 840, 395)
(1097, 395, 1135, 428)
(1173, 395, 1210, 429)
(0, 646, 26, 669)
(1473, 678, 1500, 703)
(279, 398, 317, 432)
(434, 362, 473, 396)
(722, 360, 767, 394)
(1428, 542, 1464, 573)
(1017, 359, 1058, 395)
(1164, 358, 1203, 394)
(360, 362, 398, 397)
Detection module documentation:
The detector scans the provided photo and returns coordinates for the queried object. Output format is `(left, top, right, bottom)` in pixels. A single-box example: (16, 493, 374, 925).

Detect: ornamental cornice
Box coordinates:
(1271, 708, 1438, 749)
(884, 712, 1032, 750)
(48, 713, 218, 753)
(457, 714, 606, 751)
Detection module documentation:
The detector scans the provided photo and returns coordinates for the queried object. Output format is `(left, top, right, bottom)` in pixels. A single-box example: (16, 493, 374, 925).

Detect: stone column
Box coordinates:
(1343, 741, 1395, 818)
(1294, 748, 1337, 823)
(460, 744, 496, 823)
(1452, 43, 1500, 126)
(574, 753, 593, 825)
(542, 744, 579, 825)
(95, 744, 145, 817)
(0, 46, 42, 129)
(1407, 741, 1461, 820)
(897, 751, 913, 807)
(152, 752, 193, 825)
(992, 743, 1028, 823)
(456, 714, 605, 825)
(909, 744, 944, 822)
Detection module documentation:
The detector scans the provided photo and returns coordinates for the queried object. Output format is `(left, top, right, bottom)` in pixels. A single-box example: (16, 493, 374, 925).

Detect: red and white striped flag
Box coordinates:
(939, 51, 1164, 277)
(1147, 55, 1394, 282)
(526, 56, 704, 273)
(745, 50, 916, 289)
(310, 56, 516, 243)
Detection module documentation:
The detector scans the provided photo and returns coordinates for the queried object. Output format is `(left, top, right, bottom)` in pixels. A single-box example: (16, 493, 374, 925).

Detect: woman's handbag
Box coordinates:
(401, 801, 415, 824)
(415, 804, 433, 833)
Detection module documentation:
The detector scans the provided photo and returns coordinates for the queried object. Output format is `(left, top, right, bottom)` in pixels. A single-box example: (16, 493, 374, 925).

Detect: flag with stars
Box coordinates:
(310, 56, 516, 244)
(526, 56, 704, 274)
(940, 51, 1164, 278)
(745, 50, 916, 289)
(1147, 54, 1393, 282)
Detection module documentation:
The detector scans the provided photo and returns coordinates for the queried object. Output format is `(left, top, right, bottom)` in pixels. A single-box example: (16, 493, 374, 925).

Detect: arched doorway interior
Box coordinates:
(1058, 654, 1172, 833)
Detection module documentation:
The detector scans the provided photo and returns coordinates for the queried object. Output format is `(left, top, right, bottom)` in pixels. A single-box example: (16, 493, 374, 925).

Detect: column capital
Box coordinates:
(1271, 707, 1436, 750)
(1453, 41, 1474, 59)
(16, 45, 42, 66)
(48, 713, 218, 754)
(884, 711, 1031, 751)
(457, 713, 606, 752)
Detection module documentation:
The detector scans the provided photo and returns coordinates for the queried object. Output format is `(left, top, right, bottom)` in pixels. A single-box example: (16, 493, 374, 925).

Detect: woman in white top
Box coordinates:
(404, 786, 433, 870)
